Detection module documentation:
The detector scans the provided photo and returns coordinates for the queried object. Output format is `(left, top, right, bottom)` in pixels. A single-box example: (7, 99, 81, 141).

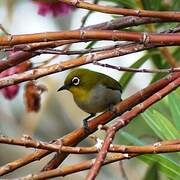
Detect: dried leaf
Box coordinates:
(24, 81, 47, 112)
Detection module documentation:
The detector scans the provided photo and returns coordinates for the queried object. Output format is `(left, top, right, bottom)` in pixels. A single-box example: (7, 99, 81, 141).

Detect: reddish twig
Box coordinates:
(0, 43, 175, 89)
(17, 154, 132, 180)
(59, 0, 180, 20)
(16, 139, 180, 179)
(0, 135, 179, 154)
(93, 61, 180, 73)
(0, 30, 180, 46)
(0, 72, 179, 176)
(0, 51, 35, 73)
(40, 72, 180, 171)
(0, 16, 171, 73)
(32, 43, 130, 55)
(86, 77, 180, 180)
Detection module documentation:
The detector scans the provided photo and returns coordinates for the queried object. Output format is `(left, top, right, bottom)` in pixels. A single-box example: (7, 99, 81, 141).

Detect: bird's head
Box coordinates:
(57, 69, 96, 98)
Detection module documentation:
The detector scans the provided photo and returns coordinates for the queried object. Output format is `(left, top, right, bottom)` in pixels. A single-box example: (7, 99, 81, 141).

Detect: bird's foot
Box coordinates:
(82, 113, 95, 134)
(83, 119, 90, 133)
(108, 104, 118, 114)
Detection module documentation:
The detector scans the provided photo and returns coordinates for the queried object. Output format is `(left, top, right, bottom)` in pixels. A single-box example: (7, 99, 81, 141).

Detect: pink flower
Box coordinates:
(0, 52, 31, 100)
(33, 0, 74, 17)
(0, 67, 19, 100)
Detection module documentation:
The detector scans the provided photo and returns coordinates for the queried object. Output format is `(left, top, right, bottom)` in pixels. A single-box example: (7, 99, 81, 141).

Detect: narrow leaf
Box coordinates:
(119, 54, 149, 89)
(142, 110, 179, 140)
(168, 92, 180, 130)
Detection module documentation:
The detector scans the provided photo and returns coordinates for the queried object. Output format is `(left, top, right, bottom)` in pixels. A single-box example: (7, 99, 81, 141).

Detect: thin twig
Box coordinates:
(119, 162, 128, 180)
(0, 43, 176, 89)
(93, 61, 180, 73)
(39, 72, 180, 171)
(0, 24, 10, 35)
(59, 0, 180, 20)
(0, 16, 172, 73)
(16, 138, 180, 180)
(16, 154, 133, 180)
(0, 72, 179, 176)
(32, 43, 130, 55)
(86, 77, 180, 180)
(0, 135, 179, 154)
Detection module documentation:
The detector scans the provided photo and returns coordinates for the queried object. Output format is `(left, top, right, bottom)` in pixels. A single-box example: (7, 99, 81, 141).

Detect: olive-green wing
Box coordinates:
(99, 73, 122, 93)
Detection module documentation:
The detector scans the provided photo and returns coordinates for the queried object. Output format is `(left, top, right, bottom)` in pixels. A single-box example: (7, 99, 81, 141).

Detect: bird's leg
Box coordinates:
(108, 103, 122, 116)
(83, 113, 95, 133)
(108, 104, 115, 112)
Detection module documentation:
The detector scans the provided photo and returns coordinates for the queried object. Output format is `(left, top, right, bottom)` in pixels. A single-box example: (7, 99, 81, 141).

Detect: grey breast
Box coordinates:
(76, 84, 121, 114)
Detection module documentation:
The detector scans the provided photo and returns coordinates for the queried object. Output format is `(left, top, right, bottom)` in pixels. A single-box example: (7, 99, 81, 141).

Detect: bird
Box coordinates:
(57, 68, 122, 132)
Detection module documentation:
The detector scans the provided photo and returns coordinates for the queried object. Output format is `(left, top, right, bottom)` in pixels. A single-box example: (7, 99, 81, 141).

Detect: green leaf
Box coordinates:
(85, 41, 97, 49)
(119, 54, 149, 90)
(173, 47, 180, 62)
(150, 51, 168, 83)
(119, 131, 180, 180)
(139, 155, 180, 180)
(143, 163, 159, 180)
(101, 0, 138, 8)
(119, 130, 145, 145)
(115, 0, 138, 8)
(141, 0, 162, 10)
(142, 110, 179, 140)
(168, 92, 180, 130)
(150, 50, 164, 68)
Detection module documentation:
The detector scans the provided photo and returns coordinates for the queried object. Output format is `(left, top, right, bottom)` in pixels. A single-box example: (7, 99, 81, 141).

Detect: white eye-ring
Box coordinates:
(72, 76, 80, 86)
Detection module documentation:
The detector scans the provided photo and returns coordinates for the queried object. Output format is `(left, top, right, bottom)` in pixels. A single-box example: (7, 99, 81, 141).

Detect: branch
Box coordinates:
(59, 0, 180, 20)
(93, 61, 180, 73)
(0, 16, 171, 73)
(86, 77, 180, 180)
(31, 43, 131, 55)
(0, 30, 180, 46)
(17, 154, 132, 180)
(16, 139, 180, 179)
(0, 135, 179, 154)
(0, 43, 176, 89)
(36, 72, 180, 171)
(0, 51, 36, 73)
(0, 72, 179, 176)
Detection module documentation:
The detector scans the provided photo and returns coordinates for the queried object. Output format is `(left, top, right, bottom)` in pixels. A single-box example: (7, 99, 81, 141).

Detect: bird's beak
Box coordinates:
(57, 85, 67, 92)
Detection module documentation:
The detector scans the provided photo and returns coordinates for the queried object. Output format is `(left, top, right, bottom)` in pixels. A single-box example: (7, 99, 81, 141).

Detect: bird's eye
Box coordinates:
(72, 77, 80, 86)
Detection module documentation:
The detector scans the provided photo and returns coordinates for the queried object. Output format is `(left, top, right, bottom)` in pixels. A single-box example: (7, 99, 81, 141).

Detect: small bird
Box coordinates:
(58, 68, 122, 131)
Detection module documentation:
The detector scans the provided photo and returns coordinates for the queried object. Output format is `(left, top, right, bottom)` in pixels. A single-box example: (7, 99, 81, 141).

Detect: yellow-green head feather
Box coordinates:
(64, 68, 121, 95)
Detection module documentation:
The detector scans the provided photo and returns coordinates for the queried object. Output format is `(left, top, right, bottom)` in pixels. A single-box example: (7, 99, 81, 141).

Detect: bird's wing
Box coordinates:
(101, 75, 122, 93)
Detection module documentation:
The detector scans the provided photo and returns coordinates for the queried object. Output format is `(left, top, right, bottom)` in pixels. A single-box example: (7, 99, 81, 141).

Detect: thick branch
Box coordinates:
(0, 43, 176, 89)
(0, 135, 179, 154)
(0, 51, 35, 73)
(17, 154, 132, 180)
(17, 139, 180, 180)
(0, 71, 179, 176)
(0, 30, 180, 46)
(0, 16, 172, 73)
(86, 77, 180, 180)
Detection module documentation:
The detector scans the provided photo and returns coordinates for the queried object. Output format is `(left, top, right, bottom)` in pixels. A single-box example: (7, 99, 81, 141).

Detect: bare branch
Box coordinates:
(0, 135, 179, 154)
(86, 77, 180, 180)
(16, 138, 180, 180)
(93, 61, 180, 73)
(0, 30, 180, 46)
(0, 72, 179, 176)
(59, 0, 180, 20)
(0, 43, 176, 89)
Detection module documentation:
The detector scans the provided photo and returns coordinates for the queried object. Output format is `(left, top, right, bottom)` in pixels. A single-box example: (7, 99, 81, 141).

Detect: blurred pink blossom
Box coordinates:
(0, 52, 31, 100)
(0, 67, 19, 100)
(33, 0, 74, 17)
